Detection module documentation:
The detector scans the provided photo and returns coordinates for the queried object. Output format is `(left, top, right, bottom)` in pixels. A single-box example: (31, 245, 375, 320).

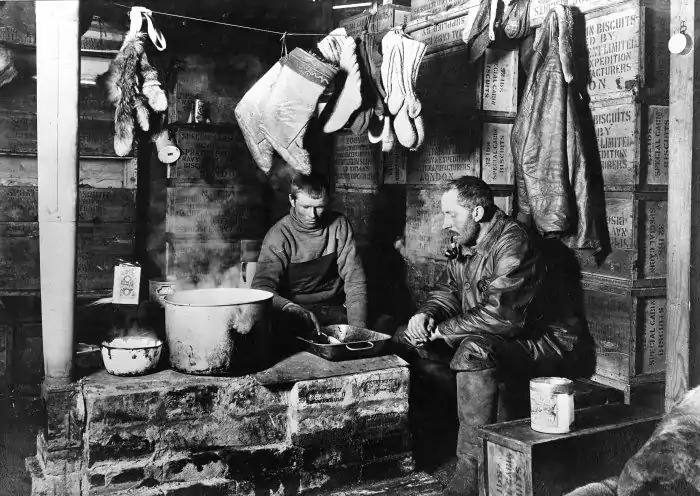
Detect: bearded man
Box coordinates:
(395, 176, 589, 496)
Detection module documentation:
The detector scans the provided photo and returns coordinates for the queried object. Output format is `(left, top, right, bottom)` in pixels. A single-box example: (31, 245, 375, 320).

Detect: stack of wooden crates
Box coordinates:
(333, 0, 669, 408)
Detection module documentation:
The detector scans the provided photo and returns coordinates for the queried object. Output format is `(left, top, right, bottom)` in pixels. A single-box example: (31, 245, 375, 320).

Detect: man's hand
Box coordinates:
(405, 313, 436, 346)
(283, 302, 321, 335)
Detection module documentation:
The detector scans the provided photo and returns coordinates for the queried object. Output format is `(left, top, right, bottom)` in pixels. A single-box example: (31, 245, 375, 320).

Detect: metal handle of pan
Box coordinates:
(345, 341, 374, 351)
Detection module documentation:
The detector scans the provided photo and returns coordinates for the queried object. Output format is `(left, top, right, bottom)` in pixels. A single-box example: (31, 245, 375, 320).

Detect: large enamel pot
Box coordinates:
(163, 288, 273, 375)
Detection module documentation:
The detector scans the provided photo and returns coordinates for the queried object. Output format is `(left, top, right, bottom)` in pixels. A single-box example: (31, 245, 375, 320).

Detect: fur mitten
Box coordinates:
(0, 47, 18, 88)
(140, 51, 167, 112)
(106, 32, 145, 156)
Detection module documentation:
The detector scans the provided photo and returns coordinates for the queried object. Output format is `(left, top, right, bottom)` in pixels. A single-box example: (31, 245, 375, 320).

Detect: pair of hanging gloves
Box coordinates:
(315, 27, 427, 152)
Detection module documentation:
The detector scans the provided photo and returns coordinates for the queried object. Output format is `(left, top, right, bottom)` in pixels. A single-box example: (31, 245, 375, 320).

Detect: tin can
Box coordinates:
(530, 377, 575, 434)
(193, 99, 205, 123)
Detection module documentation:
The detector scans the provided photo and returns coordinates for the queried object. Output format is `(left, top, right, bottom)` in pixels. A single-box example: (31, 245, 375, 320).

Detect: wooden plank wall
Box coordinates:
(0, 9, 136, 390)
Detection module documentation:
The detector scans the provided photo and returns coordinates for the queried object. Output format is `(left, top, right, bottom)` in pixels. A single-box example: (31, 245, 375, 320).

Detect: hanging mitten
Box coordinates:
(140, 51, 167, 112)
(368, 115, 384, 144)
(235, 60, 284, 174)
(323, 37, 363, 133)
(106, 31, 145, 156)
(381, 115, 396, 152)
(382, 30, 407, 116)
(0, 47, 18, 88)
(395, 35, 426, 149)
(260, 48, 337, 175)
(317, 28, 346, 65)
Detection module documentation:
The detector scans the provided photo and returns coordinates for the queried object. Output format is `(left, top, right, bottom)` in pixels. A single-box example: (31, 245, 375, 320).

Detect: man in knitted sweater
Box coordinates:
(252, 173, 368, 350)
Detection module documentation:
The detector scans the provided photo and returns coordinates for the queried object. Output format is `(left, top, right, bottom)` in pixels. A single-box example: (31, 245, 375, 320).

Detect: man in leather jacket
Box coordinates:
(394, 176, 590, 496)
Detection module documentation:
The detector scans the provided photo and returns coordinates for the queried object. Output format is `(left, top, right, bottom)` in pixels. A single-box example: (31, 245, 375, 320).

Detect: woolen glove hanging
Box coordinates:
(235, 60, 285, 174)
(381, 30, 407, 116)
(260, 48, 337, 175)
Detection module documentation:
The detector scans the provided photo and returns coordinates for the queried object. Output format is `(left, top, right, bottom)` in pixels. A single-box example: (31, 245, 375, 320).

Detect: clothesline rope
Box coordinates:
(113, 2, 330, 37)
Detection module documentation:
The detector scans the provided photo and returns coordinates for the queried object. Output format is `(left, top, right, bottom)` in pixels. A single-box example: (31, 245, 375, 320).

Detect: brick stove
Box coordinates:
(25, 355, 413, 495)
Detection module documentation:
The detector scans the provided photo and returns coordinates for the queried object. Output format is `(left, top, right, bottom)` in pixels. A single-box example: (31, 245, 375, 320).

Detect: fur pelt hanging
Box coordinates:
(105, 30, 167, 156)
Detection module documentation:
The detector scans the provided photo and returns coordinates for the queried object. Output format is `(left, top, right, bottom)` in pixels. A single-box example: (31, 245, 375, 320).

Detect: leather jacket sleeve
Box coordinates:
(438, 234, 543, 346)
(418, 263, 464, 324)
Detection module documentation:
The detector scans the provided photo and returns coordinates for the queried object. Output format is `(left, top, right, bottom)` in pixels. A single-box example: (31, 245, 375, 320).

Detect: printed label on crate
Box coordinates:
(646, 106, 669, 186)
(642, 200, 667, 279)
(487, 442, 529, 496)
(584, 290, 631, 381)
(482, 49, 518, 113)
(606, 197, 634, 252)
(334, 133, 378, 188)
(584, 6, 641, 102)
(592, 104, 638, 187)
(405, 188, 450, 258)
(642, 297, 666, 375)
(411, 6, 478, 52)
(482, 122, 514, 185)
(173, 129, 237, 182)
(417, 45, 482, 115)
(407, 120, 480, 185)
(166, 187, 267, 238)
(383, 147, 408, 185)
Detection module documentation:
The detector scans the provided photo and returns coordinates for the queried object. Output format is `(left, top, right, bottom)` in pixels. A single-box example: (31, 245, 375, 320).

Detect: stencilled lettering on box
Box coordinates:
(584, 6, 641, 102)
(482, 49, 518, 113)
(646, 106, 669, 186)
(335, 133, 377, 188)
(487, 442, 530, 496)
(407, 120, 480, 185)
(481, 122, 514, 185)
(592, 104, 638, 187)
(642, 296, 666, 375)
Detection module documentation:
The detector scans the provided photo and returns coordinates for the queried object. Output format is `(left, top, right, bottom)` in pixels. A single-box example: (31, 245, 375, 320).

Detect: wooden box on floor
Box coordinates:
(476, 404, 661, 496)
(581, 276, 665, 403)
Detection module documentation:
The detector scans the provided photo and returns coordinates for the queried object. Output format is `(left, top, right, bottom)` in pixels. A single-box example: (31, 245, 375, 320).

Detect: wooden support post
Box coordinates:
(667, 0, 700, 411)
(36, 0, 81, 385)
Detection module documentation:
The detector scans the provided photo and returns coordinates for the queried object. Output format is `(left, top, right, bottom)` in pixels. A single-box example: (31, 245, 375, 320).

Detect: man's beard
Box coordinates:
(452, 220, 480, 247)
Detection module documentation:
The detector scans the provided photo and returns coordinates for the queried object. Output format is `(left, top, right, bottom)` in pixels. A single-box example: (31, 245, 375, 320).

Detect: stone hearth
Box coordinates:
(25, 359, 412, 495)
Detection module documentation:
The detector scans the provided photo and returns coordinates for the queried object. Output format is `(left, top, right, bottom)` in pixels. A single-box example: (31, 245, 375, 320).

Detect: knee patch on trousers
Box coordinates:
(450, 335, 500, 372)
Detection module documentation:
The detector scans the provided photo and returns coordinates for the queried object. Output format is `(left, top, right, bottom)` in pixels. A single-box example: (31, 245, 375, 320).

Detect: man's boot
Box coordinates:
(443, 368, 499, 496)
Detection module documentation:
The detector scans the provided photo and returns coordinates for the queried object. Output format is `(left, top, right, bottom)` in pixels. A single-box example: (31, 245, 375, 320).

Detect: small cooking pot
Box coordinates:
(163, 288, 273, 375)
(101, 337, 163, 376)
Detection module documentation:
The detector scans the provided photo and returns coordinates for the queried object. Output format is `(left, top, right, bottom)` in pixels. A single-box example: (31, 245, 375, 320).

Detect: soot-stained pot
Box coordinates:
(163, 288, 273, 375)
(101, 337, 163, 376)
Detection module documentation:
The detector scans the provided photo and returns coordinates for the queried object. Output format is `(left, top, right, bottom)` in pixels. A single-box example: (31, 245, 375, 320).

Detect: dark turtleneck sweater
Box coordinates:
(251, 208, 368, 327)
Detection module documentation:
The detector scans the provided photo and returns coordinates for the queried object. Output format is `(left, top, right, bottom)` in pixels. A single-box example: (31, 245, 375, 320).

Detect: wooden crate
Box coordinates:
(331, 187, 378, 245)
(333, 132, 407, 188)
(406, 118, 480, 186)
(166, 186, 270, 241)
(590, 102, 668, 190)
(170, 125, 260, 186)
(0, 156, 137, 189)
(338, 4, 411, 38)
(409, 1, 480, 54)
(0, 187, 136, 223)
(575, 192, 666, 285)
(416, 45, 482, 118)
(476, 404, 661, 496)
(578, 1, 669, 104)
(0, 222, 135, 294)
(581, 276, 666, 391)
